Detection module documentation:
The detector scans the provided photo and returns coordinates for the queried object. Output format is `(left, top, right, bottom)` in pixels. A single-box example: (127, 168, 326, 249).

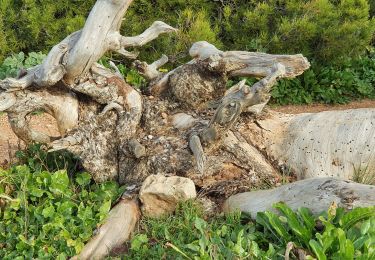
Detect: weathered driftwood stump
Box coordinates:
(1, 0, 374, 195)
(1, 0, 375, 258)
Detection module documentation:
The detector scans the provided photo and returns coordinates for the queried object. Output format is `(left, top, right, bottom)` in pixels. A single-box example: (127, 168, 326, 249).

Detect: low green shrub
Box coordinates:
(0, 165, 125, 259)
(124, 201, 375, 259)
(0, 51, 46, 80)
(271, 55, 375, 104)
(15, 143, 80, 175)
(99, 57, 147, 89)
(0, 143, 126, 259)
(1, 0, 374, 66)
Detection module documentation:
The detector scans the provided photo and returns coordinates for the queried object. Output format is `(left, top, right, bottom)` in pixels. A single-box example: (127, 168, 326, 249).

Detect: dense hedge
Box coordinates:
(1, 0, 375, 104)
(0, 0, 374, 65)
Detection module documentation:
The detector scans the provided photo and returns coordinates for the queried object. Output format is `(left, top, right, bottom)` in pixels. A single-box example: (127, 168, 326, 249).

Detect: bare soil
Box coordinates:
(272, 99, 375, 114)
(1, 99, 375, 166)
(0, 113, 59, 166)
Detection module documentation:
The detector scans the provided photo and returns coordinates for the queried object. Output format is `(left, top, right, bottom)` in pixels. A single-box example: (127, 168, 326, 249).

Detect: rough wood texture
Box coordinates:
(223, 178, 375, 218)
(1, 87, 78, 143)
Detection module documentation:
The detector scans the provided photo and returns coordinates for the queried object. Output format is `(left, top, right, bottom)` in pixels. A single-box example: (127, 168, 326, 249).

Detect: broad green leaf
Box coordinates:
(57, 201, 76, 215)
(131, 234, 149, 251)
(256, 212, 283, 243)
(42, 205, 55, 218)
(339, 207, 375, 230)
(97, 200, 111, 221)
(360, 219, 371, 235)
(194, 217, 208, 234)
(264, 211, 291, 242)
(337, 228, 354, 259)
(29, 186, 44, 198)
(75, 172, 91, 186)
(274, 202, 311, 244)
(298, 207, 316, 230)
(50, 170, 69, 195)
(309, 239, 327, 260)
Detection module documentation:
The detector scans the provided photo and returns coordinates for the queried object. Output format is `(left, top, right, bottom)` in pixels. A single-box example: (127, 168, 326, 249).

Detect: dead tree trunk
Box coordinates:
(1, 0, 373, 200)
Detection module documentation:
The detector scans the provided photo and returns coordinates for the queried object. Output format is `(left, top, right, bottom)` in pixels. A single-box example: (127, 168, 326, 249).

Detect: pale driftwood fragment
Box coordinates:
(223, 178, 375, 218)
(190, 41, 310, 78)
(189, 135, 206, 174)
(72, 199, 140, 260)
(133, 54, 169, 81)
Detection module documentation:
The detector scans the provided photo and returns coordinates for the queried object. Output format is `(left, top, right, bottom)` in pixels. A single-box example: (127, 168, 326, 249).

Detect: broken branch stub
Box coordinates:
(72, 198, 140, 260)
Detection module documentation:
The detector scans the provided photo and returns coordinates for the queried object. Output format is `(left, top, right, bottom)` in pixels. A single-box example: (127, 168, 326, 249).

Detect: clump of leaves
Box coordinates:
(125, 201, 279, 259)
(124, 201, 375, 259)
(15, 143, 80, 176)
(98, 57, 147, 89)
(0, 166, 125, 259)
(258, 202, 375, 259)
(0, 52, 46, 79)
(270, 54, 375, 105)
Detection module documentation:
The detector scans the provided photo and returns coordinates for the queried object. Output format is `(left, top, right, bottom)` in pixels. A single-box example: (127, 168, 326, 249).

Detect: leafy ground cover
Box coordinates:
(122, 201, 375, 260)
(0, 145, 126, 259)
(0, 147, 375, 259)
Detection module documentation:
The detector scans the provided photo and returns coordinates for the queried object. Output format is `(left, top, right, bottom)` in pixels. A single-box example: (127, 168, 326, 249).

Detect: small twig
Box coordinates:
(285, 242, 294, 260)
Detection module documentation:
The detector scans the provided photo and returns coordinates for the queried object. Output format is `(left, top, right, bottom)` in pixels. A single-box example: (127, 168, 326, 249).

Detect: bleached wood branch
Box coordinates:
(224, 178, 375, 218)
(190, 41, 309, 78)
(133, 54, 169, 80)
(72, 198, 140, 260)
(1, 89, 78, 143)
(120, 21, 178, 47)
(201, 63, 286, 148)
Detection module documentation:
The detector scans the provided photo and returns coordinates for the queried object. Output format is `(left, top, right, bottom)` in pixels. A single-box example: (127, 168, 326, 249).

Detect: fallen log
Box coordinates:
(223, 178, 375, 218)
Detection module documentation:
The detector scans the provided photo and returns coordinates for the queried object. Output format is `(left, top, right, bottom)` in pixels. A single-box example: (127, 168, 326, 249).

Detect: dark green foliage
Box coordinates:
(222, 0, 375, 64)
(124, 201, 281, 259)
(124, 201, 375, 259)
(0, 0, 95, 61)
(0, 152, 126, 258)
(1, 0, 374, 66)
(99, 57, 147, 89)
(15, 143, 80, 176)
(122, 1, 222, 66)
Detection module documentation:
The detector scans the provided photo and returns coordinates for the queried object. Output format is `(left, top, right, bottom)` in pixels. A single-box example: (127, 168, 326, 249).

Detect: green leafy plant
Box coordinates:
(0, 51, 46, 79)
(15, 143, 80, 176)
(270, 54, 375, 105)
(125, 201, 281, 259)
(257, 202, 375, 259)
(0, 166, 125, 259)
(124, 201, 375, 259)
(98, 58, 147, 89)
(0, 143, 126, 259)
